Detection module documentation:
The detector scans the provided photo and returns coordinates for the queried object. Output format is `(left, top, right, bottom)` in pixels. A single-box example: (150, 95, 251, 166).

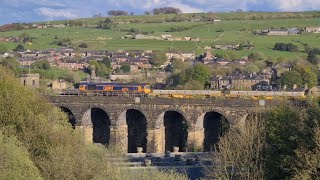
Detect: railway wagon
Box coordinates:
(228, 90, 306, 99)
(151, 89, 222, 98)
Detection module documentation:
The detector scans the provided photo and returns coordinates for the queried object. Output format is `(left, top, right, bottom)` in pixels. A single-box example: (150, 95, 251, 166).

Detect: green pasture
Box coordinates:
(43, 11, 320, 25)
(1, 16, 320, 59)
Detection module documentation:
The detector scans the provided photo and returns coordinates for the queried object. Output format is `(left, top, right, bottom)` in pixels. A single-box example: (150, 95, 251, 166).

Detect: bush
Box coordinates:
(273, 42, 298, 52)
(0, 131, 42, 180)
(0, 65, 186, 179)
(79, 43, 88, 48)
(248, 51, 266, 61)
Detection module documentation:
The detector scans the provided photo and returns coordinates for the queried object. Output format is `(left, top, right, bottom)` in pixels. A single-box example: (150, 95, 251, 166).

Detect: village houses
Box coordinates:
(211, 71, 270, 90)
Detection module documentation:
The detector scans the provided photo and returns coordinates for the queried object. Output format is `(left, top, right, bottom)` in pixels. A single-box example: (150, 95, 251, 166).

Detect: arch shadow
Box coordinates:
(82, 107, 111, 145)
(60, 106, 76, 129)
(157, 110, 189, 152)
(196, 111, 230, 152)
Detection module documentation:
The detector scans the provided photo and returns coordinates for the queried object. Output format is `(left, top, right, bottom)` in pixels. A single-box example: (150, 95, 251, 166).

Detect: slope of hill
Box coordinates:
(1, 12, 320, 59)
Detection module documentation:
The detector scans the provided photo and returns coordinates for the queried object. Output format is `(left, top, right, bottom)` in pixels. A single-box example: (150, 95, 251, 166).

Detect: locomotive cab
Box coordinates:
(79, 84, 87, 91)
(144, 85, 151, 94)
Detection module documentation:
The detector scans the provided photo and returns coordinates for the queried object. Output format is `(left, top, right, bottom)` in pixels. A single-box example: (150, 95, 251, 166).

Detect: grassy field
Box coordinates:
(43, 11, 320, 25)
(1, 14, 320, 59)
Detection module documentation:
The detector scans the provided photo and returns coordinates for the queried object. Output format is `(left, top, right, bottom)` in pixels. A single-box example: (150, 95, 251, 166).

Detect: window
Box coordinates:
(32, 80, 35, 86)
(23, 79, 26, 86)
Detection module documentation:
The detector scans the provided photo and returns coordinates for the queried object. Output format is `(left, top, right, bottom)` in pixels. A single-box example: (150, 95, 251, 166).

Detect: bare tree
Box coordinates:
(206, 113, 265, 180)
(293, 126, 320, 179)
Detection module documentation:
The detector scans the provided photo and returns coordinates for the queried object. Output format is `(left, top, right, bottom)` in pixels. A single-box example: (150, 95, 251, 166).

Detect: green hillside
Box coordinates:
(1, 12, 320, 59)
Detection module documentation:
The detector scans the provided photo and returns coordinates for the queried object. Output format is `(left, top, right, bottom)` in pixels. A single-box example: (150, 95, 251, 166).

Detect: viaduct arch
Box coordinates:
(49, 96, 277, 153)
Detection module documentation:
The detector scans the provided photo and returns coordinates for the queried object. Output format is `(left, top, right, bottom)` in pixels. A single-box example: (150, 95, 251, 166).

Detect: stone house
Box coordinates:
(274, 63, 293, 76)
(210, 76, 230, 89)
(57, 58, 88, 70)
(134, 34, 157, 40)
(232, 58, 249, 65)
(231, 75, 268, 90)
(160, 34, 172, 40)
(214, 44, 239, 50)
(166, 50, 195, 61)
(252, 81, 275, 91)
(20, 73, 40, 88)
(19, 58, 38, 67)
(215, 58, 231, 66)
(264, 28, 300, 36)
(52, 79, 67, 90)
(204, 50, 213, 59)
(52, 24, 66, 28)
(309, 86, 320, 96)
(184, 36, 191, 41)
(190, 37, 200, 42)
(22, 52, 38, 58)
(211, 71, 270, 90)
(305, 27, 320, 33)
(265, 29, 288, 35)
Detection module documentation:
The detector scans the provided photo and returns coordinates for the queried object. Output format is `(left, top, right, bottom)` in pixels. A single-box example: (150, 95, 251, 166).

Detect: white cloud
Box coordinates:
(266, 0, 320, 11)
(168, 2, 203, 13)
(2, 0, 66, 7)
(34, 7, 79, 20)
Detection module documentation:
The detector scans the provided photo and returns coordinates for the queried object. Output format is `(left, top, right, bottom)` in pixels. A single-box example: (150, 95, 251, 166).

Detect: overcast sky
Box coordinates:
(1, 0, 320, 25)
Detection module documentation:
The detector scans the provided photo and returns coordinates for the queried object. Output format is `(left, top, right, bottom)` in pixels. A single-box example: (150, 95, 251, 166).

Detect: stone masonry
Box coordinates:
(46, 96, 280, 153)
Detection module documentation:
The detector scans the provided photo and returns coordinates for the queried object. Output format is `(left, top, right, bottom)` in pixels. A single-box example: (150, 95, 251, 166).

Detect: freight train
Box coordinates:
(75, 82, 307, 99)
(78, 82, 151, 96)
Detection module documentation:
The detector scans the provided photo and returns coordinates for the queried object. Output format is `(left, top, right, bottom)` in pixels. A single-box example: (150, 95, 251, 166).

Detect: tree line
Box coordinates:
(107, 10, 129, 16)
(153, 7, 182, 15)
(106, 7, 182, 17)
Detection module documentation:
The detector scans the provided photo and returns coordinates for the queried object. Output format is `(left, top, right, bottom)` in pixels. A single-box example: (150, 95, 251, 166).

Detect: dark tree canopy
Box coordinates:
(167, 63, 211, 89)
(280, 70, 303, 88)
(13, 44, 25, 52)
(107, 10, 128, 16)
(79, 43, 88, 48)
(307, 48, 320, 65)
(153, 7, 182, 15)
(248, 51, 266, 61)
(102, 57, 112, 69)
(31, 60, 50, 70)
(120, 64, 131, 73)
(150, 51, 167, 67)
(0, 56, 20, 73)
(273, 43, 299, 52)
(0, 44, 8, 54)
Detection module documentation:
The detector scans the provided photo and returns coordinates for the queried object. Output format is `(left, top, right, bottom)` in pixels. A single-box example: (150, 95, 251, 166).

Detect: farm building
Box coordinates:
(263, 28, 300, 35)
(305, 27, 320, 33)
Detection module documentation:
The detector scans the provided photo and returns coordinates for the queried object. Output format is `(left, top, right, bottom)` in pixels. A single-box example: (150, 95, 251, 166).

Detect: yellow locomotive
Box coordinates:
(79, 82, 151, 95)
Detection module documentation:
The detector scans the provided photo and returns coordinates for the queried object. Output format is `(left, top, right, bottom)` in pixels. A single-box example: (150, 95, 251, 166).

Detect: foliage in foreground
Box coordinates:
(208, 101, 320, 179)
(0, 65, 186, 180)
(207, 113, 265, 179)
(0, 130, 42, 180)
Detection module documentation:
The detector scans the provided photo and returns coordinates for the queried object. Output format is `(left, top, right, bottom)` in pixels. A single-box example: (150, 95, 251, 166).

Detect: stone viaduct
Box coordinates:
(46, 96, 280, 153)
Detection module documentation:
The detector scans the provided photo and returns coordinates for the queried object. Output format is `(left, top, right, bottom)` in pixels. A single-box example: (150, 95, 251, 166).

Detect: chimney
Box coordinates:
(304, 84, 308, 90)
(293, 84, 297, 89)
